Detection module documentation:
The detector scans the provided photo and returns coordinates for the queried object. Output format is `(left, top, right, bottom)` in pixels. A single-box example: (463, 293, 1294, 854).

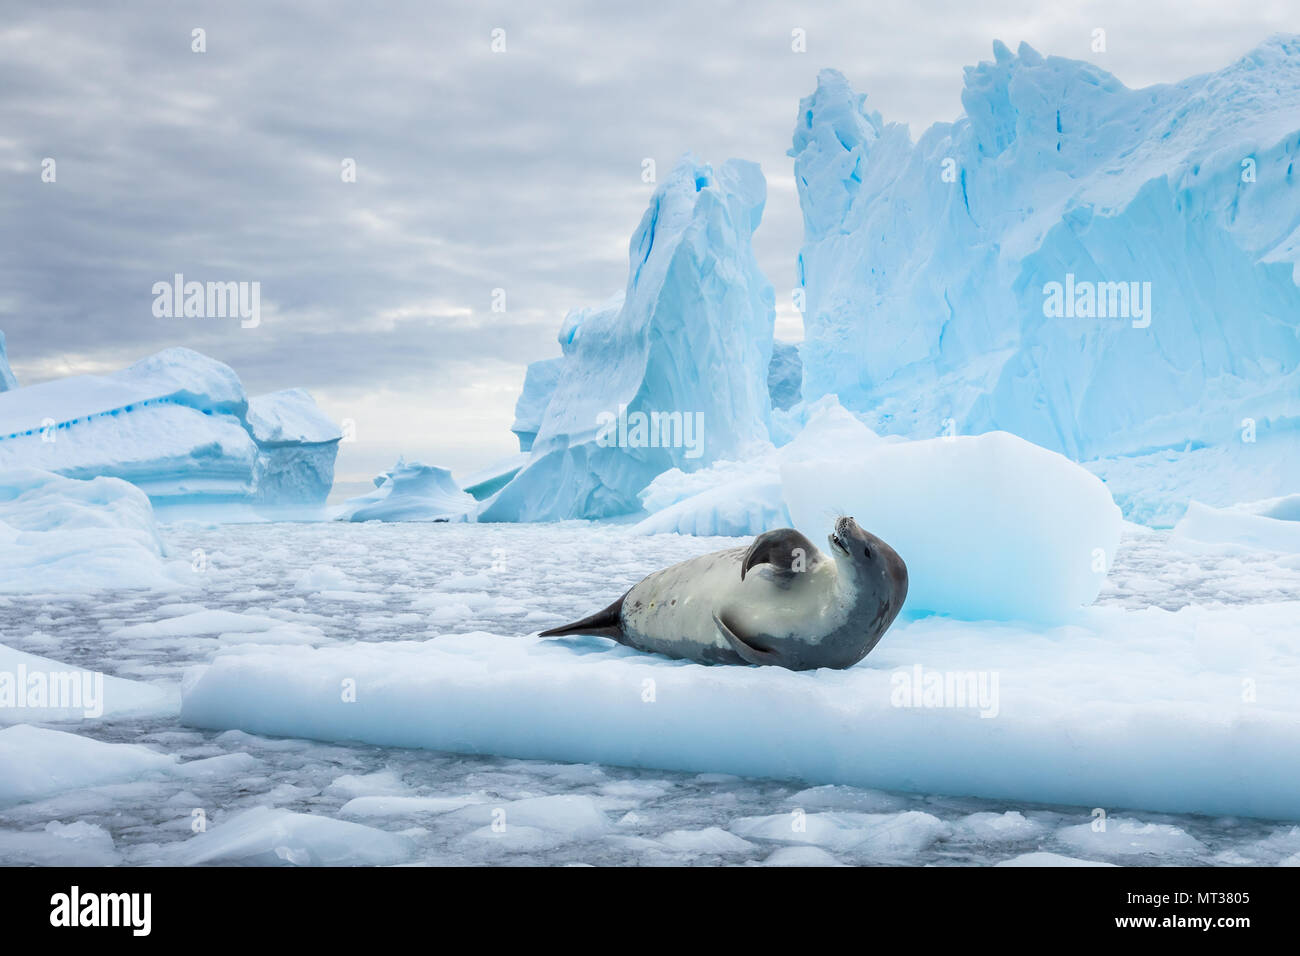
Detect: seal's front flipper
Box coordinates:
(540, 591, 627, 640)
(740, 528, 817, 581)
(713, 612, 786, 667)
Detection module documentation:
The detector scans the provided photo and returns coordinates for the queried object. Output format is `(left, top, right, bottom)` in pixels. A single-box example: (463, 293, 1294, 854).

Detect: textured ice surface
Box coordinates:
(0, 521, 1296, 866)
(165, 806, 415, 866)
(1086, 442, 1300, 528)
(768, 341, 803, 412)
(483, 155, 776, 521)
(0, 470, 186, 593)
(337, 460, 474, 523)
(0, 725, 179, 805)
(0, 347, 339, 506)
(0, 820, 121, 866)
(791, 39, 1300, 516)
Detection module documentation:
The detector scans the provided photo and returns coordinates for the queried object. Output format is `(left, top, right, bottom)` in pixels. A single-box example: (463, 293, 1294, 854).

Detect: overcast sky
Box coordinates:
(2, 0, 1295, 484)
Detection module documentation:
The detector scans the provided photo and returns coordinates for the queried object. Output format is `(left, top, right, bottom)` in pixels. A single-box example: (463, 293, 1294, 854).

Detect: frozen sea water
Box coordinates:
(0, 521, 1297, 866)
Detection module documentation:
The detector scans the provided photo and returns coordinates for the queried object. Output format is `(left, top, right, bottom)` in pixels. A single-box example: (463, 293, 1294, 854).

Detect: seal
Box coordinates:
(539, 516, 908, 671)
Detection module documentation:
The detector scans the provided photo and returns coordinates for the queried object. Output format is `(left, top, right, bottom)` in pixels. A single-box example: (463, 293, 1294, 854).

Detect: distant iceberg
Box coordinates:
(337, 459, 474, 522)
(0, 344, 340, 508)
(482, 155, 777, 521)
(1173, 497, 1300, 552)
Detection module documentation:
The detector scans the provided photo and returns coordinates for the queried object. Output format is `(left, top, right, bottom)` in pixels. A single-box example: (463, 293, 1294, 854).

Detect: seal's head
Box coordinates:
(827, 515, 909, 622)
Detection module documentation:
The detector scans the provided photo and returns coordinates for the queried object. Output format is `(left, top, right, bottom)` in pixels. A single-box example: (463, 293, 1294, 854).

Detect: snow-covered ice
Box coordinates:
(165, 806, 415, 866)
(0, 469, 186, 593)
(0, 725, 179, 805)
(179, 593, 1300, 820)
(0, 642, 176, 723)
(1173, 499, 1300, 552)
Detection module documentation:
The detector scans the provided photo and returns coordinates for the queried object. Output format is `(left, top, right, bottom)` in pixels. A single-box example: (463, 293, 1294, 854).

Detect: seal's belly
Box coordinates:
(620, 547, 846, 662)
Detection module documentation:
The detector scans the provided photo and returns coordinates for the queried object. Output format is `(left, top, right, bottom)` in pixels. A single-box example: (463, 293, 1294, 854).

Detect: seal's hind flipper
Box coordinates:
(713, 612, 786, 667)
(539, 591, 627, 640)
(740, 528, 817, 580)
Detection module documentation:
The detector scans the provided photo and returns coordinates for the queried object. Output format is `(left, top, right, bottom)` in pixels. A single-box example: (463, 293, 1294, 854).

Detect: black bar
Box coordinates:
(0, 865, 1279, 942)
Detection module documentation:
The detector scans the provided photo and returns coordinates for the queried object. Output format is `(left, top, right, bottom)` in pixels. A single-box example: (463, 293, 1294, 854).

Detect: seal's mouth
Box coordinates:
(830, 516, 860, 557)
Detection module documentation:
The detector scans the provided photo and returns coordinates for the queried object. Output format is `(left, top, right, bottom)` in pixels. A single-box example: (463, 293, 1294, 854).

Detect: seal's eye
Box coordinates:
(863, 545, 873, 560)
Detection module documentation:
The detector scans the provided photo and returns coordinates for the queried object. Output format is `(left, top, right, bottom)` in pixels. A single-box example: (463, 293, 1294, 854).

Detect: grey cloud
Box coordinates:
(0, 0, 1289, 477)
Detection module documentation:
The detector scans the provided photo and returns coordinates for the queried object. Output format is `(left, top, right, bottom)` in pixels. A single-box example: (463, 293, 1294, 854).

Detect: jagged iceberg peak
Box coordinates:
(959, 40, 1124, 159)
(483, 153, 777, 521)
(788, 68, 886, 238)
(789, 36, 1300, 485)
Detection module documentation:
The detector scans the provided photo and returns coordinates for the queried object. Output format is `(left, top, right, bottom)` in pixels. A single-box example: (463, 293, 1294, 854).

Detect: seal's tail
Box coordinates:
(539, 592, 627, 640)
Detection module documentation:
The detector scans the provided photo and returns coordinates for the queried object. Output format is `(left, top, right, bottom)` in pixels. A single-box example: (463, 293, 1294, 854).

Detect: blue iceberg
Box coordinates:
(482, 155, 777, 521)
(791, 38, 1300, 520)
(0, 344, 340, 508)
